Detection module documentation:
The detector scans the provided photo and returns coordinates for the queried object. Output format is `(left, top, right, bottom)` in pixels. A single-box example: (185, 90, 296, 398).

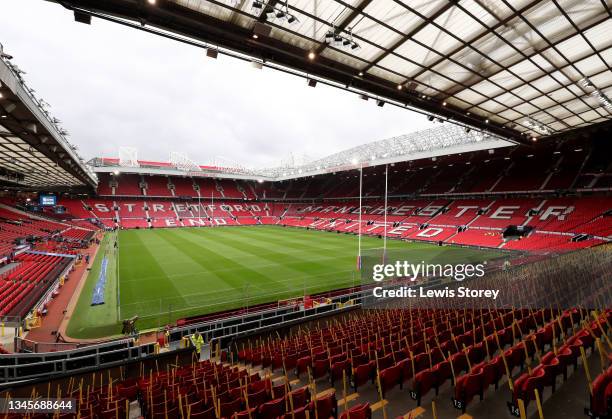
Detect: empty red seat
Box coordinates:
(379, 364, 402, 397)
(287, 386, 310, 408)
(513, 367, 547, 407)
(259, 397, 286, 419)
(296, 356, 312, 378)
(412, 369, 436, 406)
(309, 392, 337, 419)
(351, 361, 375, 391)
(339, 402, 370, 419)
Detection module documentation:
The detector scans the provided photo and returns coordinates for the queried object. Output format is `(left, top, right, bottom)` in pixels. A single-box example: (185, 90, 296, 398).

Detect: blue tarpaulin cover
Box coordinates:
(91, 258, 108, 305)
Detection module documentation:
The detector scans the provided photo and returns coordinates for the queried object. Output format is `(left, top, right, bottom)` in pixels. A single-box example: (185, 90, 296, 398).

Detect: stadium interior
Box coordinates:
(0, 0, 611, 418)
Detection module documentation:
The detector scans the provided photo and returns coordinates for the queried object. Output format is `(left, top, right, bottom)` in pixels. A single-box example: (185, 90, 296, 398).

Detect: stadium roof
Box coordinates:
(0, 48, 97, 189)
(50, 0, 612, 144)
(91, 124, 511, 180)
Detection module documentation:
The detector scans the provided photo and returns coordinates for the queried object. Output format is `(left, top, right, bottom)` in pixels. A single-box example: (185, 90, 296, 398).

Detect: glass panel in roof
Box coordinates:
(531, 95, 557, 110)
(434, 7, 483, 45)
(394, 39, 441, 69)
(377, 54, 417, 78)
(531, 74, 562, 92)
(574, 54, 607, 76)
(453, 88, 488, 104)
(320, 48, 366, 69)
(351, 16, 403, 52)
(458, 0, 500, 26)
(471, 79, 504, 97)
(478, 99, 507, 114)
(412, 24, 459, 57)
(584, 19, 612, 49)
(363, 0, 422, 35)
(497, 109, 522, 121)
(556, 35, 594, 62)
(367, 65, 404, 84)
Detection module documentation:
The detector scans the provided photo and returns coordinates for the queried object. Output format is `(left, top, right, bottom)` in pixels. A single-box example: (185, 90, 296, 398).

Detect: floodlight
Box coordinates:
(206, 48, 218, 59)
(74, 10, 91, 24)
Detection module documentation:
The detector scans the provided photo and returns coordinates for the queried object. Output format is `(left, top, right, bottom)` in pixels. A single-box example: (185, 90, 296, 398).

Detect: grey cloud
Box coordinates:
(1, 0, 435, 168)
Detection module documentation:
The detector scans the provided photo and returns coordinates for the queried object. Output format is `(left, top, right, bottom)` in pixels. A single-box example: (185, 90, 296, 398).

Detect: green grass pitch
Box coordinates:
(66, 226, 505, 339)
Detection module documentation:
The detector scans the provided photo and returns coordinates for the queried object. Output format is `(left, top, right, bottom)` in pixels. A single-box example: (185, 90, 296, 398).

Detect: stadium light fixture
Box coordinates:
(0, 92, 3, 98)
(113, 170, 120, 175)
(252, 34, 259, 39)
(73, 10, 91, 24)
(147, 0, 156, 4)
(308, 51, 316, 60)
(358, 71, 364, 76)
(397, 84, 403, 90)
(324, 26, 360, 51)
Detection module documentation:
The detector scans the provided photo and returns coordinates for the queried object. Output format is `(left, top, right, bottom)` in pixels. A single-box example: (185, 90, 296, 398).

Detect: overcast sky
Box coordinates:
(1, 0, 435, 168)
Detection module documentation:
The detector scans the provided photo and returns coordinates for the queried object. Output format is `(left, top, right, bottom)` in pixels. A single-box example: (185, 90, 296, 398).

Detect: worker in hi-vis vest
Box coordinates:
(190, 331, 204, 354)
